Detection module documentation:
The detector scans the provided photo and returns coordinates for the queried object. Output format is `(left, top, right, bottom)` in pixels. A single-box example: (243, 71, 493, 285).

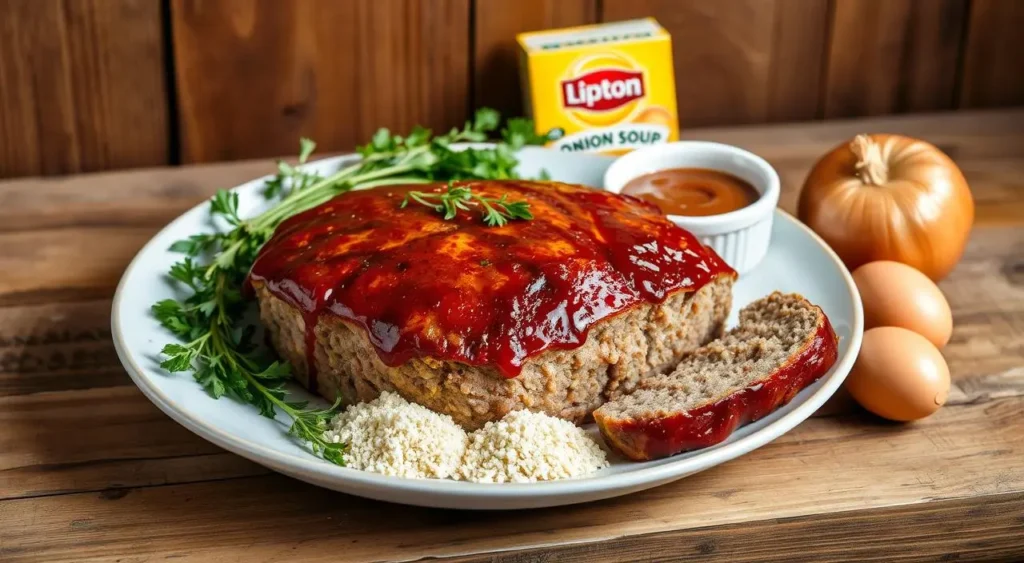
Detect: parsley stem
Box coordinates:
(476, 195, 501, 218)
(251, 162, 424, 234)
(353, 176, 431, 190)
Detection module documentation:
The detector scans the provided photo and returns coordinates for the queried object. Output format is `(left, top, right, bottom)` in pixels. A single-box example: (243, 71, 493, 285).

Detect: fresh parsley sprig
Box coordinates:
(401, 183, 533, 227)
(153, 109, 549, 464)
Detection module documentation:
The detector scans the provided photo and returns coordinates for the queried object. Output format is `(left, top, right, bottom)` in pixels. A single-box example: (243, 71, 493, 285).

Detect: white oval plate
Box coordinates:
(112, 147, 863, 510)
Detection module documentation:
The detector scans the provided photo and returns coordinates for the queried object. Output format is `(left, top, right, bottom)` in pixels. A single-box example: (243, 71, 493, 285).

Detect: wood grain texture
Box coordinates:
(2, 0, 1023, 179)
(766, 0, 832, 122)
(171, 0, 471, 164)
(473, 0, 597, 118)
(959, 0, 1024, 108)
(0, 111, 1023, 562)
(0, 387, 268, 501)
(0, 227, 164, 307)
(445, 493, 1024, 563)
(2, 397, 1022, 562)
(823, 0, 969, 118)
(0, 0, 169, 179)
(0, 301, 124, 398)
(603, 0, 830, 127)
(0, 158, 277, 234)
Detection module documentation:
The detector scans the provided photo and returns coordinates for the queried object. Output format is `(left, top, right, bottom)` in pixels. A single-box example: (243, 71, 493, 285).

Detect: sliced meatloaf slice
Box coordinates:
(254, 273, 733, 431)
(594, 292, 839, 460)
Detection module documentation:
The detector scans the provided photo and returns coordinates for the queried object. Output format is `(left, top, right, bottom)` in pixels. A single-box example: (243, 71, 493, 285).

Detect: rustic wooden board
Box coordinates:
(442, 493, 1024, 563)
(959, 0, 1024, 108)
(0, 0, 169, 179)
(170, 0, 471, 163)
(602, 0, 830, 127)
(2, 397, 1022, 561)
(473, 0, 597, 118)
(1, 111, 1023, 562)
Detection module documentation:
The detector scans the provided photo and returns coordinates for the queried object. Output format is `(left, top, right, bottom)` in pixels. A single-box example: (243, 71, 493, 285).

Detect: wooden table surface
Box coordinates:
(2, 110, 1023, 562)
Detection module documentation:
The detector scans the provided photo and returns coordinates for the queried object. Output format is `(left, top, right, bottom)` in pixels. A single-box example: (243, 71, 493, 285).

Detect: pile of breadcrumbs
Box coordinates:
(323, 392, 609, 482)
(323, 392, 466, 479)
(457, 409, 610, 483)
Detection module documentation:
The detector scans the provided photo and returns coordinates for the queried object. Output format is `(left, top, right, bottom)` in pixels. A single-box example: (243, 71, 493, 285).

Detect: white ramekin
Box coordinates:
(603, 141, 780, 275)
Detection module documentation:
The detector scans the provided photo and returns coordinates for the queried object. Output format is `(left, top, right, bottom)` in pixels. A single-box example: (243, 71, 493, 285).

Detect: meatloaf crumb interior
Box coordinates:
(256, 276, 732, 429)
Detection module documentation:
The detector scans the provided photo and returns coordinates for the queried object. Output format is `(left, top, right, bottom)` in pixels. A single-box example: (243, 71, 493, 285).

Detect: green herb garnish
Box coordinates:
(401, 182, 533, 227)
(153, 109, 548, 464)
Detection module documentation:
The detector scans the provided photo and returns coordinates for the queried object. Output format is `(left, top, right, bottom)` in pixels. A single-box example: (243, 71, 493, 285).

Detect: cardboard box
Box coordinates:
(518, 18, 679, 155)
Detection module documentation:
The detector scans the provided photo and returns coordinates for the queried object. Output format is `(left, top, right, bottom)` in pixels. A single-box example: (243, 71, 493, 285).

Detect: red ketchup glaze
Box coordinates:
(248, 180, 734, 389)
(601, 312, 839, 461)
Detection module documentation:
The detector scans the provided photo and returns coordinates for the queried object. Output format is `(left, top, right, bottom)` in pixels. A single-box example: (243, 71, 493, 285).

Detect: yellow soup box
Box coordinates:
(517, 18, 679, 155)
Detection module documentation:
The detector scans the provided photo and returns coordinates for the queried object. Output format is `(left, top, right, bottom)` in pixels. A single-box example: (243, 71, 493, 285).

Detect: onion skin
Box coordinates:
(797, 134, 974, 281)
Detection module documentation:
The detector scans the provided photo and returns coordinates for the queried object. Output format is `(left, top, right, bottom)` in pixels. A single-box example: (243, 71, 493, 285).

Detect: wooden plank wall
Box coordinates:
(171, 0, 471, 163)
(0, 0, 168, 178)
(1, 0, 1022, 179)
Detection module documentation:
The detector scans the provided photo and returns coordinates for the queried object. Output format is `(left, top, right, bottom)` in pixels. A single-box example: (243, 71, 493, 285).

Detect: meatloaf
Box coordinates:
(249, 180, 736, 430)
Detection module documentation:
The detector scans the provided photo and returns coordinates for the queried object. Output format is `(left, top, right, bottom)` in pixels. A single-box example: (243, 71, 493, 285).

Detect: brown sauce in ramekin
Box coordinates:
(622, 168, 760, 217)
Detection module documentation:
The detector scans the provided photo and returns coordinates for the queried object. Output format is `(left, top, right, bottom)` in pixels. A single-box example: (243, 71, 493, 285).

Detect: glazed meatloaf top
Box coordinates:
(248, 180, 734, 390)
